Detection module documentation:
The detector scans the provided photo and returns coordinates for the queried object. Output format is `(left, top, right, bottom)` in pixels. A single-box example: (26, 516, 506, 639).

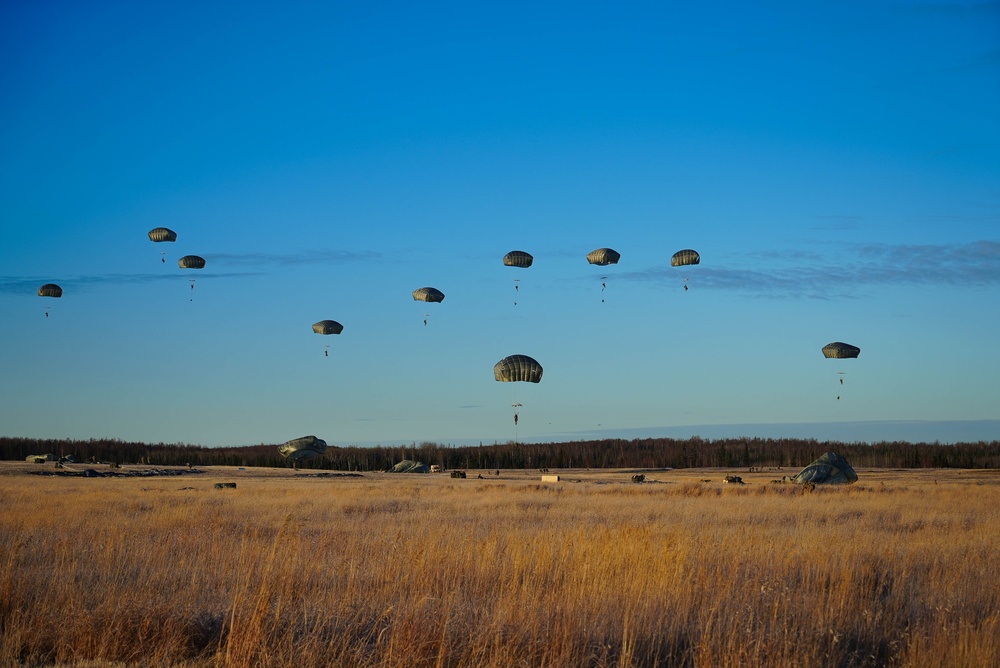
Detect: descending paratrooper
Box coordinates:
(587, 248, 620, 302)
(503, 251, 533, 305)
(148, 227, 177, 263)
(670, 249, 700, 291)
(313, 320, 344, 357)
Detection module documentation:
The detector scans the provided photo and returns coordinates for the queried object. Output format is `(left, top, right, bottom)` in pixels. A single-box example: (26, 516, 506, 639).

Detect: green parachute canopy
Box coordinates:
(670, 249, 700, 267)
(792, 452, 858, 484)
(388, 460, 430, 473)
(148, 227, 177, 242)
(822, 342, 861, 359)
(38, 284, 63, 298)
(503, 251, 533, 268)
(587, 248, 621, 266)
(278, 435, 328, 460)
(178, 255, 206, 269)
(494, 355, 543, 383)
(312, 320, 344, 335)
(412, 287, 445, 303)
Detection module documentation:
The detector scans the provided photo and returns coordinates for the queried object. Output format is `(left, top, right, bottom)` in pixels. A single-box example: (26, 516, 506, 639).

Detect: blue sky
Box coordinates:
(2, 1, 998, 447)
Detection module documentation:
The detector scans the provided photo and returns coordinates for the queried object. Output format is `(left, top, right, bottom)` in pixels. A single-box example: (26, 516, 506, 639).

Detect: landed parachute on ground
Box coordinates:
(792, 452, 858, 484)
(586, 248, 621, 266)
(278, 435, 328, 460)
(494, 355, 543, 383)
(503, 251, 533, 268)
(412, 287, 445, 303)
(148, 227, 177, 242)
(38, 284, 62, 298)
(822, 342, 861, 359)
(388, 460, 430, 473)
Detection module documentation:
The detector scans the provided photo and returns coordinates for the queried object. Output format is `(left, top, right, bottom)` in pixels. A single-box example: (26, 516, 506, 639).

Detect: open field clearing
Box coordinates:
(2, 462, 998, 667)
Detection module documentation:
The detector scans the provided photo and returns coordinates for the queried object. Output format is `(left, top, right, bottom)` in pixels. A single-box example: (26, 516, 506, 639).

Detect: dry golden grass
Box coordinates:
(1, 463, 998, 667)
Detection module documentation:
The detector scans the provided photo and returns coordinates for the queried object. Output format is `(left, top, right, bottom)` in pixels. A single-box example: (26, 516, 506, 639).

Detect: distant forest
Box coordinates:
(3, 436, 999, 471)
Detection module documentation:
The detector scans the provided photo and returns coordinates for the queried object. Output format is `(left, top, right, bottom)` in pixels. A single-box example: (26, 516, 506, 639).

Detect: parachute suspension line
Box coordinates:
(513, 278, 519, 306)
(510, 383, 521, 443)
(189, 279, 196, 302)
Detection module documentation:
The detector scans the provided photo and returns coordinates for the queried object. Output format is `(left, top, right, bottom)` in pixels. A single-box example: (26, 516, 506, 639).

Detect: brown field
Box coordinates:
(1, 462, 998, 667)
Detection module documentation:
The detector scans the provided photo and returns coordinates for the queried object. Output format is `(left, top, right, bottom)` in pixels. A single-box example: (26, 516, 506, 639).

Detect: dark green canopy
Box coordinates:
(38, 284, 62, 298)
(178, 255, 206, 269)
(503, 251, 533, 268)
(587, 248, 621, 266)
(412, 287, 445, 303)
(822, 342, 861, 359)
(670, 249, 700, 267)
(148, 227, 177, 242)
(312, 320, 344, 335)
(792, 452, 858, 484)
(494, 355, 543, 383)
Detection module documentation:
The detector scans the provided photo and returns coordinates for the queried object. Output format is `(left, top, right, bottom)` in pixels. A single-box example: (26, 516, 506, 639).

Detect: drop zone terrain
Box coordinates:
(1, 462, 998, 667)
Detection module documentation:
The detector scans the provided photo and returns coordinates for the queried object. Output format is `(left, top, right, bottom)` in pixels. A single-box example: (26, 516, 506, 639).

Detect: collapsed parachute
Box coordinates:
(278, 435, 328, 460)
(387, 460, 430, 473)
(494, 355, 543, 383)
(148, 228, 177, 243)
(38, 284, 63, 298)
(412, 287, 445, 303)
(822, 342, 861, 359)
(792, 452, 858, 484)
(586, 248, 621, 266)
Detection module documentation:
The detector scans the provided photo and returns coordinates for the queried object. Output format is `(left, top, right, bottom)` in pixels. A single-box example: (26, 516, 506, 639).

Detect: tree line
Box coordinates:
(2, 435, 999, 471)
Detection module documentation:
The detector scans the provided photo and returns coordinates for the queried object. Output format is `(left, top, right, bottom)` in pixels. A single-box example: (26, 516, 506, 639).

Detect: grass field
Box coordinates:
(1, 462, 998, 667)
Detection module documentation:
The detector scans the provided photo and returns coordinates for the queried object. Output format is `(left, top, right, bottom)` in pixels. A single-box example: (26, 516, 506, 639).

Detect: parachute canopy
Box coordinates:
(178, 255, 206, 269)
(278, 435, 328, 460)
(822, 342, 861, 359)
(38, 284, 63, 298)
(494, 354, 543, 383)
(388, 460, 430, 473)
(503, 251, 533, 268)
(412, 287, 445, 303)
(670, 249, 700, 267)
(148, 227, 177, 242)
(792, 452, 858, 485)
(312, 320, 344, 335)
(587, 248, 621, 266)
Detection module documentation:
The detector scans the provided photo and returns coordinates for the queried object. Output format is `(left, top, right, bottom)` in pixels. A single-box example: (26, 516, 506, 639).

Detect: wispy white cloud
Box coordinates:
(206, 249, 381, 267)
(616, 240, 1000, 298)
(0, 271, 264, 295)
(0, 248, 380, 294)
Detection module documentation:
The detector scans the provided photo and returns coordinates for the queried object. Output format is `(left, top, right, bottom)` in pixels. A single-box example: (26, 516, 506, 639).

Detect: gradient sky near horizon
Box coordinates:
(2, 1, 999, 448)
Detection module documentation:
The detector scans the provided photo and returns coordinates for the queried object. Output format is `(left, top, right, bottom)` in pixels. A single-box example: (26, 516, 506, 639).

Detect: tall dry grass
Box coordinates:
(1, 471, 997, 667)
